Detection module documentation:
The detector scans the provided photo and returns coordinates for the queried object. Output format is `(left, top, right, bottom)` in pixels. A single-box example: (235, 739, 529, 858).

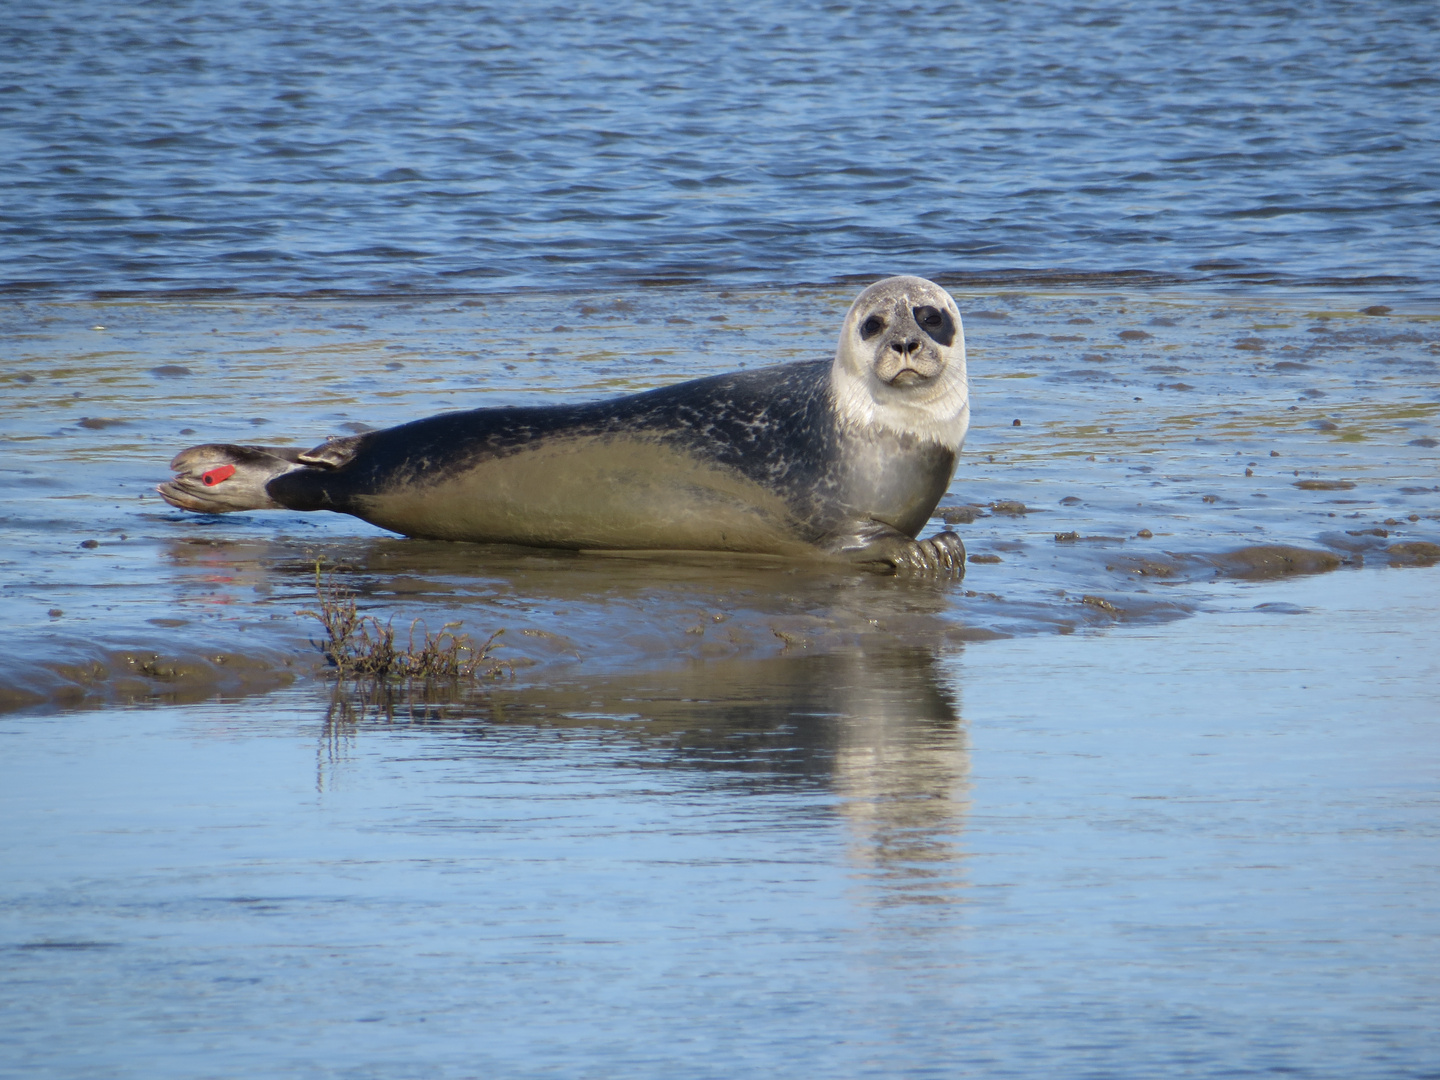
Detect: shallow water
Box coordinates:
(4, 2, 1440, 1072)
(4, 286, 1436, 1075)
(3, 567, 1438, 1078)
(2, 284, 1437, 706)
(3, 1, 1438, 299)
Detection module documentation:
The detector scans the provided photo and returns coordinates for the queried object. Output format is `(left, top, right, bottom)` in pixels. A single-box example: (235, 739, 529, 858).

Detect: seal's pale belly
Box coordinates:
(351, 435, 812, 553)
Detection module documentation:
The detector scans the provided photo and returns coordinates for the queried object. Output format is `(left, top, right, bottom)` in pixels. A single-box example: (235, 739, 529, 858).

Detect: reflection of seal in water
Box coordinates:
(159, 276, 970, 571)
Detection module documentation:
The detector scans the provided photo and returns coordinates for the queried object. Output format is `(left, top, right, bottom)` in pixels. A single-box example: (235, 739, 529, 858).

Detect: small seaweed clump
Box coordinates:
(298, 563, 508, 681)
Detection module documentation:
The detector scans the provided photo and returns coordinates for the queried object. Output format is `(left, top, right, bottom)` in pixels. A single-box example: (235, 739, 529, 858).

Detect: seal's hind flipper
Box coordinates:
(298, 433, 366, 469)
(157, 443, 304, 513)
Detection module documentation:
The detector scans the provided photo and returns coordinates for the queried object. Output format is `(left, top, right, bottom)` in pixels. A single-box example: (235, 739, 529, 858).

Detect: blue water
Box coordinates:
(3, 0, 1438, 299)
(3, 568, 1438, 1078)
(4, 5, 1440, 1076)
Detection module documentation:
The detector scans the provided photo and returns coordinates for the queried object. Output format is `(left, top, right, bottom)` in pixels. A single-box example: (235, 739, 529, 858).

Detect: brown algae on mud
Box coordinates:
(1, 286, 1438, 711)
(299, 563, 509, 681)
(1386, 541, 1440, 566)
(1207, 545, 1344, 578)
(0, 644, 301, 714)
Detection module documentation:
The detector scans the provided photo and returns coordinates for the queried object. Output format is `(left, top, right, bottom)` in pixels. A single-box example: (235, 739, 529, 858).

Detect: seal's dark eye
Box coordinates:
(860, 315, 885, 340)
(914, 305, 955, 346)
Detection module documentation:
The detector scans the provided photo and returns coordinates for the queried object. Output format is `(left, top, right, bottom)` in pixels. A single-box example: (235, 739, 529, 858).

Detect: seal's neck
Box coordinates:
(828, 356, 971, 452)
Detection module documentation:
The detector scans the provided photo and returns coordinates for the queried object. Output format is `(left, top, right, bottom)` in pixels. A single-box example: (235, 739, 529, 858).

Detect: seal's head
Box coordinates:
(830, 275, 969, 450)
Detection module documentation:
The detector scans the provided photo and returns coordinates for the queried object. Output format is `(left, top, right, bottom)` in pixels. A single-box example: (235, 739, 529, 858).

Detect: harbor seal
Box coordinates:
(159, 276, 970, 572)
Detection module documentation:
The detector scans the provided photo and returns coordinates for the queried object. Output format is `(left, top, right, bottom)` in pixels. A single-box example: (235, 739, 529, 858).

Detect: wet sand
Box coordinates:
(2, 284, 1437, 709)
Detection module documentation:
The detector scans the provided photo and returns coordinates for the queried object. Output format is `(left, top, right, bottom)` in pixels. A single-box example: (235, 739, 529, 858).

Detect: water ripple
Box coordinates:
(2, 1, 1437, 299)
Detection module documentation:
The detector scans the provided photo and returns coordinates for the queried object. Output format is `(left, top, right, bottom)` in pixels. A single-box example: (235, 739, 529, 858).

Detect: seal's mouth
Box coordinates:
(887, 368, 929, 387)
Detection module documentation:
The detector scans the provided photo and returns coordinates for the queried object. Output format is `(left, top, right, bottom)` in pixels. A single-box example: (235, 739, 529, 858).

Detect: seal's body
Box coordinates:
(160, 276, 971, 570)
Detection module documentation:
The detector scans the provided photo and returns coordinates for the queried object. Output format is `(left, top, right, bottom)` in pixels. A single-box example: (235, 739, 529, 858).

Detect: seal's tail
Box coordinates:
(157, 443, 306, 513)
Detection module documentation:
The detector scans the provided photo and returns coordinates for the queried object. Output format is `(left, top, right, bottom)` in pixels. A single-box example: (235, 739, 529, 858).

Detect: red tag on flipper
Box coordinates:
(201, 464, 236, 487)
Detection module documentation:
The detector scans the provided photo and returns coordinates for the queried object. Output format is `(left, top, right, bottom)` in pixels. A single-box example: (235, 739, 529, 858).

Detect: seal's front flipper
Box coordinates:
(885, 530, 966, 573)
(157, 443, 305, 513)
(827, 520, 967, 576)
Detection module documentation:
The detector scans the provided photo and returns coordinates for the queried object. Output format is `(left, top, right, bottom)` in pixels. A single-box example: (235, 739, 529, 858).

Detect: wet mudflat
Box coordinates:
(1, 284, 1438, 706)
(2, 285, 1439, 1076)
(2, 567, 1437, 1079)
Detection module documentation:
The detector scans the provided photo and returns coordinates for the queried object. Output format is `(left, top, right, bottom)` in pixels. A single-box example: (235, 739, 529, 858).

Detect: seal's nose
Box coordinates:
(890, 339, 921, 356)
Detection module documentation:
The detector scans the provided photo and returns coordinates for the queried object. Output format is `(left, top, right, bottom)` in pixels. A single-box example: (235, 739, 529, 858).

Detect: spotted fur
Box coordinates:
(159, 277, 971, 571)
